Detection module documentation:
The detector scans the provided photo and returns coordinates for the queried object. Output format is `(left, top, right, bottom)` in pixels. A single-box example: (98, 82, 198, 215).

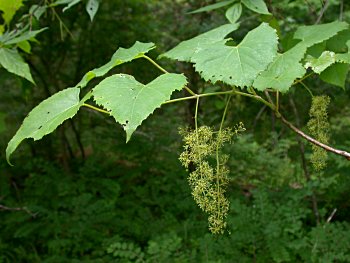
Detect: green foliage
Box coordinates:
(225, 3, 242, 24)
(192, 23, 278, 88)
(76, 41, 156, 88)
(93, 73, 187, 141)
(160, 23, 239, 62)
(6, 88, 88, 164)
(241, 0, 270, 15)
(0, 48, 34, 83)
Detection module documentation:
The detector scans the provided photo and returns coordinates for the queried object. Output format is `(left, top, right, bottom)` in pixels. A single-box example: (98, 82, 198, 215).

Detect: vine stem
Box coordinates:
(279, 115, 350, 160)
(82, 103, 110, 115)
(141, 55, 197, 96)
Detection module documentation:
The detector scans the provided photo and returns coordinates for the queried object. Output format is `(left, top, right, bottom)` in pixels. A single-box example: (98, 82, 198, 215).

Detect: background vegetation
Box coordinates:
(1, 0, 350, 262)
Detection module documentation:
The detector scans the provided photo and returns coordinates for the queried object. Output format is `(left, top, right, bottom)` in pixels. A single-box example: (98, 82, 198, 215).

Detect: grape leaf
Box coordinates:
(304, 51, 336, 74)
(253, 43, 306, 92)
(0, 48, 34, 83)
(86, 0, 99, 21)
(225, 3, 242, 24)
(160, 23, 239, 62)
(93, 73, 187, 142)
(192, 23, 278, 88)
(6, 87, 88, 164)
(320, 63, 349, 89)
(294, 21, 348, 47)
(188, 0, 235, 14)
(75, 41, 155, 88)
(241, 0, 270, 15)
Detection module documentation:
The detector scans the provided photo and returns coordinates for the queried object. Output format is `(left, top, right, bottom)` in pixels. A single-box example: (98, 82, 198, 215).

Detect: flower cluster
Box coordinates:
(179, 123, 244, 234)
(307, 95, 330, 171)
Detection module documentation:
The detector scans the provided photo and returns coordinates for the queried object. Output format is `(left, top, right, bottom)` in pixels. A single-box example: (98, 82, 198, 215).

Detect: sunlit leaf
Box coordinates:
(93, 73, 187, 142)
(0, 0, 23, 24)
(304, 51, 336, 74)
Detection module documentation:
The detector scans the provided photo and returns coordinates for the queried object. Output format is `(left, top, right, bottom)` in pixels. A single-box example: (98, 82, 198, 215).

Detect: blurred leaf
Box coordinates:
(241, 0, 270, 15)
(0, 48, 34, 83)
(2, 28, 47, 45)
(86, 0, 99, 21)
(51, 0, 82, 12)
(93, 73, 187, 142)
(160, 23, 239, 62)
(29, 5, 47, 20)
(6, 88, 88, 164)
(76, 41, 155, 88)
(225, 3, 242, 24)
(188, 0, 235, 14)
(192, 23, 278, 88)
(0, 0, 23, 25)
(17, 40, 31, 54)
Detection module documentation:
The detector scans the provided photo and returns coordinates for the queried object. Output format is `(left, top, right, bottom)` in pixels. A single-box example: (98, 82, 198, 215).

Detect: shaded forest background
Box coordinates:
(1, 0, 350, 262)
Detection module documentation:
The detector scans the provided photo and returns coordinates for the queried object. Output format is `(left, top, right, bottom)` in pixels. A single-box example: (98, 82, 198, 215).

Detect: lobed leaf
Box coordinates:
(241, 0, 270, 15)
(192, 23, 278, 88)
(75, 41, 155, 88)
(6, 88, 88, 164)
(93, 73, 187, 142)
(0, 48, 34, 83)
(188, 0, 235, 14)
(160, 23, 239, 62)
(253, 44, 306, 92)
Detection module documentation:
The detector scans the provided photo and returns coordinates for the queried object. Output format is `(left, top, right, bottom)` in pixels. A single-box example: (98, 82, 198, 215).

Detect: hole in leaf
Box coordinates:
(126, 120, 129, 124)
(229, 76, 232, 79)
(47, 112, 50, 114)
(212, 75, 216, 78)
(38, 125, 42, 129)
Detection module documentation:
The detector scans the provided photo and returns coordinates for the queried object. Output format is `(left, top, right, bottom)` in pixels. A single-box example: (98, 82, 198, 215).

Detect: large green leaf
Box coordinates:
(93, 73, 187, 142)
(253, 44, 306, 92)
(75, 41, 155, 88)
(6, 88, 88, 164)
(0, 48, 34, 83)
(294, 21, 348, 47)
(304, 51, 336, 74)
(191, 23, 278, 88)
(320, 63, 349, 89)
(241, 0, 270, 15)
(188, 0, 235, 14)
(160, 23, 239, 62)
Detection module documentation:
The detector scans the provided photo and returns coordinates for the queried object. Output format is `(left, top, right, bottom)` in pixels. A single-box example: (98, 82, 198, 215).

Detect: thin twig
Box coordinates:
(0, 204, 37, 217)
(315, 0, 330, 24)
(280, 115, 350, 160)
(289, 96, 320, 224)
